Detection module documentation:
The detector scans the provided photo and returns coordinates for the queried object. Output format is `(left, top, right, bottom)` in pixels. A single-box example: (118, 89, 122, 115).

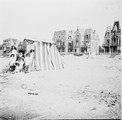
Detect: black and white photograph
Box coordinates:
(0, 0, 121, 119)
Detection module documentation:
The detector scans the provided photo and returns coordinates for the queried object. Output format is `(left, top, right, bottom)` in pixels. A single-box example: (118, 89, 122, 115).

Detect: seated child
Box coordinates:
(8, 54, 16, 72)
(9, 64, 16, 72)
(14, 62, 20, 73)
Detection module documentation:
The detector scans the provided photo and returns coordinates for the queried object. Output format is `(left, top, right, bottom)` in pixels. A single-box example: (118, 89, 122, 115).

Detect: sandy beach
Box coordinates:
(0, 54, 121, 119)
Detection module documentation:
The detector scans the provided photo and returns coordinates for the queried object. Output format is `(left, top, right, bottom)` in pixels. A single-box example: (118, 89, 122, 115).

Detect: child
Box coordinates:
(8, 54, 16, 72)
(18, 57, 24, 72)
(24, 53, 31, 73)
(10, 46, 18, 59)
(9, 54, 16, 66)
(14, 62, 20, 73)
(16, 52, 24, 61)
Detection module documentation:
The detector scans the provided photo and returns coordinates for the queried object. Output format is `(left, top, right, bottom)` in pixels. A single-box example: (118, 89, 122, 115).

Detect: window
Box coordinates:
(68, 36, 72, 39)
(63, 42, 64, 46)
(114, 31, 116, 36)
(114, 39, 115, 43)
(107, 40, 109, 45)
(69, 42, 72, 46)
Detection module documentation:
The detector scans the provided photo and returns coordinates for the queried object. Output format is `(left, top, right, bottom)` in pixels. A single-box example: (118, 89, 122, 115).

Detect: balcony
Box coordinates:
(60, 45, 65, 49)
(110, 42, 118, 46)
(111, 33, 121, 39)
(102, 43, 109, 47)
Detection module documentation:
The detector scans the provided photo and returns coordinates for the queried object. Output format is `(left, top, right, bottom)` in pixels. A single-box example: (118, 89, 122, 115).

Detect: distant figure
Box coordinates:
(86, 48, 90, 59)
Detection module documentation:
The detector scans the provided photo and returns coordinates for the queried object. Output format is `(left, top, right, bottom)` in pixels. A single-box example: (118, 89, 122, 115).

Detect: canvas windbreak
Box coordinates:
(24, 39, 64, 71)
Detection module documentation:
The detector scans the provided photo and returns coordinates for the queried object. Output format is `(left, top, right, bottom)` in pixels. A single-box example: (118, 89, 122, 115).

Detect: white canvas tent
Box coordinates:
(23, 39, 64, 71)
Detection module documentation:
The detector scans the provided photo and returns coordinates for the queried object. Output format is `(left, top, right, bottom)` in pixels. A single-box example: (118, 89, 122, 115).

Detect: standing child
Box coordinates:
(18, 57, 24, 72)
(10, 46, 18, 59)
(24, 53, 31, 73)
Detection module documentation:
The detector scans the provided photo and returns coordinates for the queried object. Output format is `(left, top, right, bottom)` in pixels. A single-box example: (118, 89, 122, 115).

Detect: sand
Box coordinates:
(0, 54, 121, 119)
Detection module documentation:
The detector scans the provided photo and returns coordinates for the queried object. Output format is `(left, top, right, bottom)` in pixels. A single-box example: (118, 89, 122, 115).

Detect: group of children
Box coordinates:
(8, 46, 34, 74)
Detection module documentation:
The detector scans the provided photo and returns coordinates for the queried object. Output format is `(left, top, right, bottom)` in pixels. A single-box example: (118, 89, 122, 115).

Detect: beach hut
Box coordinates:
(23, 39, 64, 71)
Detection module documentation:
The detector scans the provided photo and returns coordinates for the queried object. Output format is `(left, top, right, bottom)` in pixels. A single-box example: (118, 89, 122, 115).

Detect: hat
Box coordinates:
(10, 54, 15, 57)
(26, 53, 30, 57)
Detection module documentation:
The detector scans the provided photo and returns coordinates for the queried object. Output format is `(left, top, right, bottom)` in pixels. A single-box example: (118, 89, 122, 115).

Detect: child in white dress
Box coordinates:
(14, 62, 20, 73)
(18, 57, 24, 72)
(8, 54, 16, 72)
(24, 53, 31, 73)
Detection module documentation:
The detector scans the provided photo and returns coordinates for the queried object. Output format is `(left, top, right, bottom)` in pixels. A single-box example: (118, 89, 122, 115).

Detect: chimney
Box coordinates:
(77, 26, 79, 30)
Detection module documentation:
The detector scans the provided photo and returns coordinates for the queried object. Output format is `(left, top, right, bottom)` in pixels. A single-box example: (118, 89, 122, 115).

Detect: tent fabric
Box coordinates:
(23, 39, 64, 71)
(24, 39, 35, 44)
(24, 38, 55, 44)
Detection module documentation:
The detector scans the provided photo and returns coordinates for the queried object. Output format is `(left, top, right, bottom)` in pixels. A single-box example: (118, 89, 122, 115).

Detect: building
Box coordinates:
(53, 30, 75, 53)
(18, 39, 36, 53)
(102, 21, 121, 53)
(84, 29, 100, 55)
(0, 44, 3, 55)
(53, 27, 100, 55)
(66, 30, 75, 53)
(111, 21, 121, 53)
(74, 27, 86, 53)
(3, 38, 19, 54)
(102, 26, 111, 53)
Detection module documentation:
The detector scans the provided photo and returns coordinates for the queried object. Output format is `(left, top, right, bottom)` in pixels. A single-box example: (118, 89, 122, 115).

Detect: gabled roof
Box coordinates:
(105, 31, 107, 36)
(79, 29, 85, 36)
(105, 30, 111, 36)
(111, 21, 121, 33)
(104, 27, 111, 37)
(75, 28, 85, 36)
(54, 30, 66, 34)
(84, 29, 92, 34)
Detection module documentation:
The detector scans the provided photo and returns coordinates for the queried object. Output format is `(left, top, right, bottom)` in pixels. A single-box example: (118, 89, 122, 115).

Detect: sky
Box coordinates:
(0, 0, 121, 45)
